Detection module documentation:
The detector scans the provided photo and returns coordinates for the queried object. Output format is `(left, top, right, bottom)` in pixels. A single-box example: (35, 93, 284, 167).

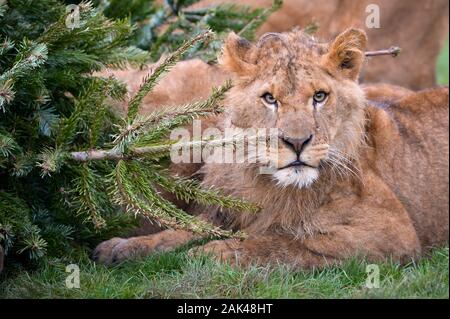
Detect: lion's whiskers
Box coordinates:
(325, 147, 363, 182)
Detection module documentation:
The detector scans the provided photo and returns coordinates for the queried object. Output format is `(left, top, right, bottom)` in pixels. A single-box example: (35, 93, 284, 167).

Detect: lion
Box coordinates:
(93, 28, 449, 268)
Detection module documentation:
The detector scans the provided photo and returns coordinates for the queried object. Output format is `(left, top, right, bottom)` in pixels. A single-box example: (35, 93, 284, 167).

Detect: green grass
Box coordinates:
(0, 246, 448, 299)
(0, 38, 448, 301)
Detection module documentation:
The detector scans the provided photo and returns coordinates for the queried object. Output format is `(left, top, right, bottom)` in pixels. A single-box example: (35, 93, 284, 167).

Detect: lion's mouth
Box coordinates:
(279, 160, 318, 170)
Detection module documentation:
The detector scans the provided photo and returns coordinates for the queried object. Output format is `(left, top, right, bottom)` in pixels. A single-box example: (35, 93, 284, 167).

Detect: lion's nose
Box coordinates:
(281, 134, 313, 154)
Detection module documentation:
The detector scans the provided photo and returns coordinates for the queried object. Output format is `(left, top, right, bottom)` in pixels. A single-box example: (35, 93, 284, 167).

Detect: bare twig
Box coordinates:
(70, 133, 268, 162)
(365, 46, 401, 58)
(70, 144, 171, 162)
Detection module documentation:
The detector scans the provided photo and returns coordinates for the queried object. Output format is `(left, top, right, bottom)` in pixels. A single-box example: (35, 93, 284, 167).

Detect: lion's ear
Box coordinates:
(219, 32, 257, 76)
(322, 28, 367, 81)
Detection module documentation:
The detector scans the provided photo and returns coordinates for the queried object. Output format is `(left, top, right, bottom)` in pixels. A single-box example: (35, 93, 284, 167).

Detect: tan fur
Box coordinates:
(94, 29, 448, 269)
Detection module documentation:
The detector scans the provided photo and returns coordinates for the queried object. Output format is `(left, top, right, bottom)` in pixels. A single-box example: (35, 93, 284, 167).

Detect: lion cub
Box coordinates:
(94, 29, 449, 268)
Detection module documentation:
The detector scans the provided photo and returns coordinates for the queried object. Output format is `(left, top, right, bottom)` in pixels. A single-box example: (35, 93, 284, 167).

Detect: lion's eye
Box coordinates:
(313, 91, 328, 104)
(261, 92, 278, 107)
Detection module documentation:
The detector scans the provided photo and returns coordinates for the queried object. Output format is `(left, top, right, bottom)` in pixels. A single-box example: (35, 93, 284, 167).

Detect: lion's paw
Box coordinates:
(92, 237, 153, 265)
(93, 230, 194, 265)
(92, 237, 128, 265)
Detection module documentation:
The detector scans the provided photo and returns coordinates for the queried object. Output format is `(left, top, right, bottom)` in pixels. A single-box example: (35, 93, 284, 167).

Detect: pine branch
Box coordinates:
(70, 131, 254, 162)
(126, 29, 214, 121)
(112, 160, 246, 239)
(0, 79, 14, 111)
(0, 1, 7, 19)
(72, 164, 108, 230)
(0, 191, 47, 260)
(56, 77, 121, 148)
(37, 1, 94, 45)
(0, 37, 14, 56)
(17, 225, 48, 260)
(11, 152, 34, 178)
(37, 2, 148, 70)
(0, 42, 48, 111)
(148, 170, 259, 213)
(0, 131, 19, 158)
(115, 80, 231, 152)
(0, 42, 48, 80)
(36, 148, 66, 177)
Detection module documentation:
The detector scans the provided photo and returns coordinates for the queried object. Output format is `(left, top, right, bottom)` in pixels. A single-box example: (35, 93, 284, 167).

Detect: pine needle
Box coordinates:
(126, 30, 215, 121)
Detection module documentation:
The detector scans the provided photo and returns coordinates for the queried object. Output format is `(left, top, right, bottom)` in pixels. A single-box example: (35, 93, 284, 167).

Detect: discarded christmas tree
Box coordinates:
(0, 0, 283, 267)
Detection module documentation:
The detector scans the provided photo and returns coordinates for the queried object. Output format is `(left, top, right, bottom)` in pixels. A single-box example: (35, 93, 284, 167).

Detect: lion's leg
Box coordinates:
(189, 235, 341, 268)
(190, 205, 421, 268)
(191, 221, 421, 269)
(93, 229, 198, 265)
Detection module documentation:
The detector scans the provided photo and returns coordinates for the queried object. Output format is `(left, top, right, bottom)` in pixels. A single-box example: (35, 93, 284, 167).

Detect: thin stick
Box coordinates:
(70, 145, 171, 162)
(365, 46, 401, 58)
(70, 133, 268, 162)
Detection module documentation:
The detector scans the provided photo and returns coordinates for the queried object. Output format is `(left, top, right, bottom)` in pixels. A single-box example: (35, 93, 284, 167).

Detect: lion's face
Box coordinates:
(221, 29, 367, 188)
